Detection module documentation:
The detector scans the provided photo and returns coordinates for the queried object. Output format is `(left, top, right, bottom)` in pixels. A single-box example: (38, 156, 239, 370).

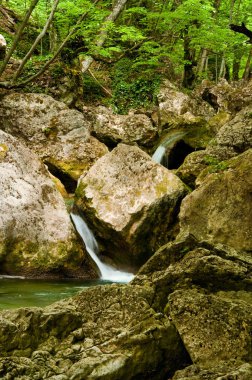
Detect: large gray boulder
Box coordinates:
(178, 149, 252, 252)
(157, 80, 214, 129)
(206, 104, 252, 161)
(0, 130, 97, 278)
(76, 143, 187, 270)
(176, 104, 252, 188)
(85, 105, 158, 147)
(133, 235, 252, 377)
(196, 79, 252, 114)
(0, 93, 108, 184)
(169, 288, 252, 366)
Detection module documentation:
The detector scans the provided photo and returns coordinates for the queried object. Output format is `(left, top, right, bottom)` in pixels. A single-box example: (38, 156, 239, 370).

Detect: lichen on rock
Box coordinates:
(0, 130, 97, 278)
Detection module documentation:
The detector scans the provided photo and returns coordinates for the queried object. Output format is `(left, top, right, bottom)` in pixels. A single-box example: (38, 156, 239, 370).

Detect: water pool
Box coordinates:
(0, 277, 109, 309)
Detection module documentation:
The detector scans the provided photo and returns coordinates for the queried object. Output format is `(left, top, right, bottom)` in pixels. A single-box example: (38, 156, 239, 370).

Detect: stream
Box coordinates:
(0, 213, 134, 310)
(0, 277, 109, 310)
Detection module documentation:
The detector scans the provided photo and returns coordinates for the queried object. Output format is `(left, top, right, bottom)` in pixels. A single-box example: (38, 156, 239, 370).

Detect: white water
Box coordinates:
(152, 131, 187, 165)
(152, 145, 166, 164)
(71, 213, 134, 283)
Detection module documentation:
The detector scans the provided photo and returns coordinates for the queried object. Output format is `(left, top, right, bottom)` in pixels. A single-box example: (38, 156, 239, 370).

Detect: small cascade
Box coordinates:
(71, 213, 134, 283)
(152, 131, 187, 166)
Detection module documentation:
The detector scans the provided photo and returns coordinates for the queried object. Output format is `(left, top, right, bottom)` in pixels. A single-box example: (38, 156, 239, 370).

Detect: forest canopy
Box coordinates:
(0, 0, 251, 110)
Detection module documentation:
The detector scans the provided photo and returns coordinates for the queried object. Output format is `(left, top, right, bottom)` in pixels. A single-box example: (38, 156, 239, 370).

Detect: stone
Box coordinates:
(133, 235, 252, 309)
(172, 362, 252, 380)
(87, 105, 158, 147)
(206, 104, 252, 161)
(169, 288, 252, 366)
(179, 149, 252, 252)
(133, 235, 252, 376)
(0, 284, 189, 379)
(176, 150, 208, 188)
(0, 130, 97, 278)
(177, 105, 252, 187)
(157, 80, 215, 129)
(76, 143, 187, 270)
(0, 93, 108, 187)
(196, 79, 252, 114)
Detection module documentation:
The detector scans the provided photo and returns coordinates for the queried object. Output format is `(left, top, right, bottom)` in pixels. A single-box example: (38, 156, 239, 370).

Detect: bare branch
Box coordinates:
(81, 0, 129, 74)
(13, 0, 60, 81)
(0, 0, 40, 77)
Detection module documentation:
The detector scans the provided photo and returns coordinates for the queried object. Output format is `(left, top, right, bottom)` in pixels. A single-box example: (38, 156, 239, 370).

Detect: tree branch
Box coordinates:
(13, 0, 60, 81)
(0, 0, 40, 77)
(230, 23, 252, 43)
(0, 0, 101, 88)
(81, 0, 129, 74)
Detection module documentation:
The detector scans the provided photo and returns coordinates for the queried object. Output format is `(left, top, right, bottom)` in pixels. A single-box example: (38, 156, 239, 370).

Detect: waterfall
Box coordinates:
(152, 131, 187, 166)
(71, 213, 134, 283)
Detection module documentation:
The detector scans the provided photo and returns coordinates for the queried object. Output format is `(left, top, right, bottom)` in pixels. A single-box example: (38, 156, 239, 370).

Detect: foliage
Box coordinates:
(1, 0, 252, 102)
(111, 58, 160, 113)
(203, 155, 229, 172)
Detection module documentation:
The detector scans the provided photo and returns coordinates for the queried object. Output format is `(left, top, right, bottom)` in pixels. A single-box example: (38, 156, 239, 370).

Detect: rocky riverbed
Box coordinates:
(0, 79, 251, 379)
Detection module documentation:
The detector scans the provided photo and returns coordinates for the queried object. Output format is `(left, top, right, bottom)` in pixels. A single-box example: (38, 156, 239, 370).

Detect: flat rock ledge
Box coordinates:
(0, 235, 251, 379)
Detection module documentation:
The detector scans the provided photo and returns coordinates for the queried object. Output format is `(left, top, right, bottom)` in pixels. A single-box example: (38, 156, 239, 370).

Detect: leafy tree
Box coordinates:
(0, 0, 251, 99)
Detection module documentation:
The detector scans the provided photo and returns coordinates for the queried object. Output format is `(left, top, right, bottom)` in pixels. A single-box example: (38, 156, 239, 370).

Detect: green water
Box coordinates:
(0, 277, 108, 310)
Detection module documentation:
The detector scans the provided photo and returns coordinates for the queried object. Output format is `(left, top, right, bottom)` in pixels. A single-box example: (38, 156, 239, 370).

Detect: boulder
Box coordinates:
(206, 104, 252, 161)
(133, 235, 252, 308)
(157, 80, 215, 129)
(176, 105, 252, 188)
(178, 149, 252, 252)
(86, 105, 158, 147)
(0, 130, 97, 278)
(176, 150, 208, 188)
(172, 362, 252, 380)
(0, 93, 108, 187)
(196, 79, 252, 114)
(155, 82, 215, 156)
(0, 284, 189, 380)
(169, 289, 252, 366)
(76, 144, 187, 270)
(133, 235, 252, 376)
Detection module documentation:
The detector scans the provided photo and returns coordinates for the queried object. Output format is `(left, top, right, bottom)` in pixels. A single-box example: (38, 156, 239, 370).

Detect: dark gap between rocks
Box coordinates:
(45, 161, 77, 193)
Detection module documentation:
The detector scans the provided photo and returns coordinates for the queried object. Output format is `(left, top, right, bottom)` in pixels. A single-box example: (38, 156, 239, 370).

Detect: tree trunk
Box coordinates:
(197, 48, 208, 77)
(182, 28, 196, 88)
(243, 47, 252, 81)
(13, 0, 60, 81)
(0, 0, 100, 88)
(232, 48, 243, 80)
(0, 0, 40, 77)
(80, 0, 129, 74)
(219, 55, 226, 79)
(49, 20, 58, 53)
